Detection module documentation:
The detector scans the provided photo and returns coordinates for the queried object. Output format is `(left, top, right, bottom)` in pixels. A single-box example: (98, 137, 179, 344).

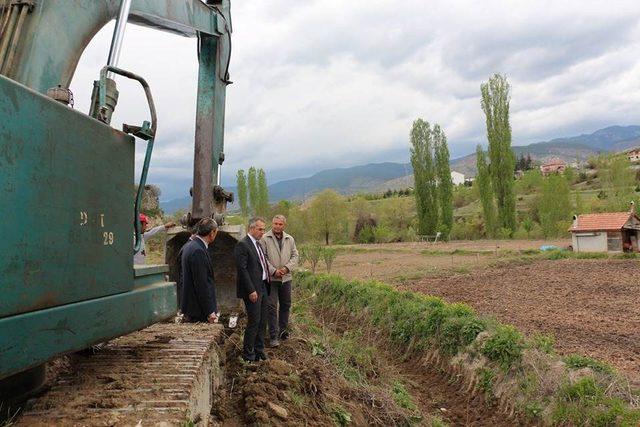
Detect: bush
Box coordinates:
(322, 247, 337, 273)
(357, 225, 375, 244)
(481, 325, 524, 370)
(372, 225, 395, 243)
(300, 243, 323, 273)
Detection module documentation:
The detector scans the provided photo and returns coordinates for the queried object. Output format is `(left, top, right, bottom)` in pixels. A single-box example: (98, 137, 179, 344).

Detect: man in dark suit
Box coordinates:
(180, 218, 219, 323)
(234, 216, 270, 362)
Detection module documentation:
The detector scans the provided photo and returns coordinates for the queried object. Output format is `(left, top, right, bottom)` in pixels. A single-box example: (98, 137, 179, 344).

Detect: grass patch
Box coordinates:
(553, 377, 640, 426)
(529, 332, 555, 354)
(563, 354, 615, 375)
(477, 368, 495, 394)
(329, 404, 352, 426)
(391, 381, 417, 411)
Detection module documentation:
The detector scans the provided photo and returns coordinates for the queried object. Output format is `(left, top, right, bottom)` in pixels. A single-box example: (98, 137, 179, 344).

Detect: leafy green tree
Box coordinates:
(309, 189, 346, 245)
(481, 73, 516, 234)
(575, 191, 585, 215)
(598, 154, 636, 211)
(434, 125, 453, 238)
(236, 169, 248, 217)
(539, 174, 571, 238)
(247, 167, 258, 215)
(521, 217, 534, 238)
(257, 168, 269, 216)
(475, 146, 496, 236)
(409, 118, 438, 235)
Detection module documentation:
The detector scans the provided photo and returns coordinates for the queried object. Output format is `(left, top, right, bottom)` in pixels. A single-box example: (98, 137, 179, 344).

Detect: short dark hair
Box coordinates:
(195, 218, 218, 236)
(248, 216, 266, 229)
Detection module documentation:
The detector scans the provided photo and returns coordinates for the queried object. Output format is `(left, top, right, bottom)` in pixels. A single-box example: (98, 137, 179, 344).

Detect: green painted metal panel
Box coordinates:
(0, 279, 177, 379)
(0, 75, 134, 318)
(9, 0, 226, 93)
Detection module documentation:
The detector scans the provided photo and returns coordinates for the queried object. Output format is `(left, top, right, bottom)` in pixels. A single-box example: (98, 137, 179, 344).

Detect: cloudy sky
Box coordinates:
(71, 0, 640, 200)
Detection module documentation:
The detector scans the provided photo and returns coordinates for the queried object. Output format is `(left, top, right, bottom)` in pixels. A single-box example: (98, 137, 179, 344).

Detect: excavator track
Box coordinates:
(16, 323, 224, 426)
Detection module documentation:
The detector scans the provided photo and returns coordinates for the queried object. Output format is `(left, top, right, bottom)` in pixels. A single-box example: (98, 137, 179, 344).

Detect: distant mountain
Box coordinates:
(451, 125, 640, 176)
(160, 125, 640, 213)
(160, 162, 412, 213)
(268, 162, 412, 201)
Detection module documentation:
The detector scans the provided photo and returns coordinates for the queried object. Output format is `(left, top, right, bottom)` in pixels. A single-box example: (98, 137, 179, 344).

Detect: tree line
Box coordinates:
(236, 167, 269, 217)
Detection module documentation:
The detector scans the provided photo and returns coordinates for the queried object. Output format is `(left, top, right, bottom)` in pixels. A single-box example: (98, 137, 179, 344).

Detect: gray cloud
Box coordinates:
(70, 0, 640, 200)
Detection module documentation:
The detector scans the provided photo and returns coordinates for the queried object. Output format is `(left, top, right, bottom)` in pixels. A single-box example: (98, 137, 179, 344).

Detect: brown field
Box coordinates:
(325, 240, 640, 387)
(319, 239, 570, 283)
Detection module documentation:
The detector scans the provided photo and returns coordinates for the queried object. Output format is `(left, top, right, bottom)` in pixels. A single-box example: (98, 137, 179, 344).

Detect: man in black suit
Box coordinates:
(180, 218, 219, 323)
(234, 216, 270, 362)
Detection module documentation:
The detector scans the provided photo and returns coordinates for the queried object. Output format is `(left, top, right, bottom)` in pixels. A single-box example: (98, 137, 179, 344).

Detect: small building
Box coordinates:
(540, 158, 567, 176)
(451, 171, 465, 186)
(625, 147, 640, 163)
(569, 207, 640, 252)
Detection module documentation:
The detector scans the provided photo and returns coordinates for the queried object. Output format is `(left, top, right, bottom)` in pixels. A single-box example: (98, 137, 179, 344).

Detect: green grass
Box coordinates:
(391, 381, 417, 411)
(330, 404, 352, 426)
(553, 378, 640, 426)
(477, 368, 495, 394)
(529, 332, 555, 354)
(481, 325, 525, 370)
(563, 354, 615, 375)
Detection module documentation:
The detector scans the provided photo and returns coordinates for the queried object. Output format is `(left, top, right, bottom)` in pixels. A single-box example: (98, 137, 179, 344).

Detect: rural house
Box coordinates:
(569, 205, 640, 252)
(451, 171, 465, 186)
(625, 147, 640, 163)
(539, 158, 567, 176)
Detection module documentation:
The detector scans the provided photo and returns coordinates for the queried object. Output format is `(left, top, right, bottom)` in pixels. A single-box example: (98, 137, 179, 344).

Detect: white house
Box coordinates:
(569, 207, 640, 252)
(451, 171, 465, 186)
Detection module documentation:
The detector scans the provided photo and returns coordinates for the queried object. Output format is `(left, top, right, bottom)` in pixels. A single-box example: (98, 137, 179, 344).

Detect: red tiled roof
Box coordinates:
(570, 212, 637, 232)
(542, 159, 566, 167)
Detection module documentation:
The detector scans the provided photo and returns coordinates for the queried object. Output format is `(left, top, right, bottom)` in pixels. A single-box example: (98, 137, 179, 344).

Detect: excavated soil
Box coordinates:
(210, 305, 523, 427)
(401, 259, 640, 387)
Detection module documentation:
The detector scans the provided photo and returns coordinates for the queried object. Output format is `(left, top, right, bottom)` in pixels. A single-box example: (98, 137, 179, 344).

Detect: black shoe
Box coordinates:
(255, 352, 268, 361)
(279, 330, 289, 340)
(242, 354, 256, 363)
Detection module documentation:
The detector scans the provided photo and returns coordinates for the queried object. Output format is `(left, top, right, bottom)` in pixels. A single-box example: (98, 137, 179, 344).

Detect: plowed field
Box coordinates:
(401, 259, 640, 386)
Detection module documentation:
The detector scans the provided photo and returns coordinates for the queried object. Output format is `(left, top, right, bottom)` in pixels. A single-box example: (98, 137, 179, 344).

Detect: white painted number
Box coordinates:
(103, 232, 114, 245)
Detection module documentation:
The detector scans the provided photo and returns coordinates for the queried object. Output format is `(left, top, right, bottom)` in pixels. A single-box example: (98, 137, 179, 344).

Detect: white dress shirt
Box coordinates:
(248, 234, 267, 280)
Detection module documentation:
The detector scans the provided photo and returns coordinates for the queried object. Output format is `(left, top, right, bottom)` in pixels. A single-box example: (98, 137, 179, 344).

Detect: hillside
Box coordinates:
(451, 125, 640, 176)
(160, 125, 640, 213)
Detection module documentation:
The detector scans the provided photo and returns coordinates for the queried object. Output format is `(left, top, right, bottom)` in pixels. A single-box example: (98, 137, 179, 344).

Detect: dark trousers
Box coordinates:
(267, 281, 291, 339)
(242, 282, 268, 359)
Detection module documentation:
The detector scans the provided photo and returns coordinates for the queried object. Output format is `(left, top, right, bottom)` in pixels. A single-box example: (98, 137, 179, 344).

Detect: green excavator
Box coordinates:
(0, 0, 239, 411)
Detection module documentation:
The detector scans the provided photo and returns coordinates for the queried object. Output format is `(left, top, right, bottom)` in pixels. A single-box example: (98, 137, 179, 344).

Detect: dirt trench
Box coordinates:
(209, 300, 525, 427)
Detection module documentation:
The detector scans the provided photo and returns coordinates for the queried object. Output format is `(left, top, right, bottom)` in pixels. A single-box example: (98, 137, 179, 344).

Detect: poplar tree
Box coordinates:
(434, 125, 453, 238)
(257, 168, 269, 216)
(476, 145, 496, 236)
(236, 169, 248, 218)
(481, 73, 516, 234)
(248, 167, 258, 215)
(410, 119, 438, 235)
(539, 173, 571, 237)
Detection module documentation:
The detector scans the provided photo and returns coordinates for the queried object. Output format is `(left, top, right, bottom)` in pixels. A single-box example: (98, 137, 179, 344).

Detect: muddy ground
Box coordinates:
(399, 259, 640, 387)
(210, 300, 522, 426)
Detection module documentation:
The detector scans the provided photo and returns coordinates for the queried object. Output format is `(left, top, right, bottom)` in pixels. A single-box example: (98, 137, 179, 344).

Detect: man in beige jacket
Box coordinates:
(260, 214, 299, 347)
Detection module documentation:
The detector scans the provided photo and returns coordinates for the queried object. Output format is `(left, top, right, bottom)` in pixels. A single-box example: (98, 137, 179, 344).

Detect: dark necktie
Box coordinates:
(256, 243, 270, 283)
